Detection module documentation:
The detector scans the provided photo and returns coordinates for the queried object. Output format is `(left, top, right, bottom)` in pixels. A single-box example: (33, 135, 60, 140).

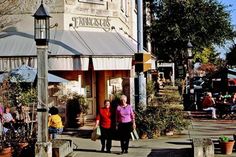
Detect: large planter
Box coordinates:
(0, 147, 12, 157)
(76, 113, 86, 127)
(19, 142, 28, 149)
(140, 132, 148, 139)
(165, 130, 174, 136)
(220, 140, 235, 155)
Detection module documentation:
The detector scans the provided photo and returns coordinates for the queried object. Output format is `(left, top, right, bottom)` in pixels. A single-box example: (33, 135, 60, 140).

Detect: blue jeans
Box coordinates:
(48, 127, 63, 139)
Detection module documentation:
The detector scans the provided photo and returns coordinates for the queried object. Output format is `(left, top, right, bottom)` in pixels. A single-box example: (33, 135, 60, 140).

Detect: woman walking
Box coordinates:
(94, 100, 113, 153)
(116, 95, 135, 154)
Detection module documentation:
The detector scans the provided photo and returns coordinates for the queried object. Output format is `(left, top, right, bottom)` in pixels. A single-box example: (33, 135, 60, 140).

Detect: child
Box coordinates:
(48, 106, 63, 139)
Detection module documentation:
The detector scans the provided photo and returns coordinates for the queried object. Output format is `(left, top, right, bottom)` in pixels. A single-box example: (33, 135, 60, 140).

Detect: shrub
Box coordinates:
(135, 105, 191, 138)
(59, 93, 89, 128)
(66, 93, 88, 114)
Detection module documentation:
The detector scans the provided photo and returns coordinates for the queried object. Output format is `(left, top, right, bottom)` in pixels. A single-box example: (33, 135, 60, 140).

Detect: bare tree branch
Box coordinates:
(0, 0, 22, 31)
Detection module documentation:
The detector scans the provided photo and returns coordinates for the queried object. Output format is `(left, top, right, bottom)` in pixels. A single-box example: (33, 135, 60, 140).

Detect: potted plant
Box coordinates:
(65, 93, 89, 128)
(219, 136, 235, 155)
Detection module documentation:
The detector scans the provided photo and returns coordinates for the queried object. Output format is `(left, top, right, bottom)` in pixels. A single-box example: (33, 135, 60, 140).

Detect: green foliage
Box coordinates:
(110, 91, 122, 106)
(219, 136, 230, 142)
(149, 0, 234, 63)
(66, 93, 89, 114)
(1, 75, 36, 107)
(226, 44, 236, 66)
(135, 105, 191, 138)
(156, 86, 182, 106)
(146, 80, 156, 105)
(194, 47, 219, 64)
(19, 88, 37, 105)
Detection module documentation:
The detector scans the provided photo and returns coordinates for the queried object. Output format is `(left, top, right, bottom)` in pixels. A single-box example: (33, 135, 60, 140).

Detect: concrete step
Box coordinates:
(66, 152, 78, 157)
(189, 111, 212, 119)
(52, 139, 73, 157)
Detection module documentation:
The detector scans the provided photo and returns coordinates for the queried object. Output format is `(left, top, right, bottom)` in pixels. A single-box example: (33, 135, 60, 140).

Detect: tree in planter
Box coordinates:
(110, 91, 122, 130)
(64, 93, 89, 128)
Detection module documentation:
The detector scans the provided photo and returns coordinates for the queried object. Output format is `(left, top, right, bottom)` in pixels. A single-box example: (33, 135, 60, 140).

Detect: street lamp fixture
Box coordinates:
(33, 2, 51, 46)
(187, 39, 193, 59)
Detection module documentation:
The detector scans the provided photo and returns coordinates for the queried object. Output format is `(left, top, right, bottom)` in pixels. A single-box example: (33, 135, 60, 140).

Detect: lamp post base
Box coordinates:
(35, 142, 52, 157)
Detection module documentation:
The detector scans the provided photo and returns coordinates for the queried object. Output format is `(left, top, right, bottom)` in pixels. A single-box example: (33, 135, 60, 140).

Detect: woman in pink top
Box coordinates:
(116, 95, 135, 154)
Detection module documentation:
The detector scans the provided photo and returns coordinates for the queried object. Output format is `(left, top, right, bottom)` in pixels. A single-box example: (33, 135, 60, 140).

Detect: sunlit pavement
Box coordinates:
(60, 119, 236, 157)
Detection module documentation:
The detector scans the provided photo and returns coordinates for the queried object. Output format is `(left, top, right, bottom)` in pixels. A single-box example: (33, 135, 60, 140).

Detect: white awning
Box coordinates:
(48, 57, 89, 71)
(92, 57, 132, 70)
(0, 57, 37, 71)
(0, 57, 89, 71)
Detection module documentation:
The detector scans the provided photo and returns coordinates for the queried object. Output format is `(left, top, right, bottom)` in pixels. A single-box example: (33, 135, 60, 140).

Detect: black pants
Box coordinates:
(118, 122, 132, 151)
(100, 126, 112, 151)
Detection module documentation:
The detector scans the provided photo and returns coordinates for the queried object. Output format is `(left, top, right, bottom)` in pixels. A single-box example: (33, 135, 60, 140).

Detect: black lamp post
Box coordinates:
(187, 39, 193, 92)
(187, 39, 195, 110)
(33, 1, 52, 157)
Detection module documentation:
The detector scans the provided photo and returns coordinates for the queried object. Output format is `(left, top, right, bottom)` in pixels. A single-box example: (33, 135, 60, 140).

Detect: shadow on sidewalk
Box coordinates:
(62, 129, 93, 138)
(147, 148, 192, 157)
(167, 141, 192, 146)
(72, 148, 126, 155)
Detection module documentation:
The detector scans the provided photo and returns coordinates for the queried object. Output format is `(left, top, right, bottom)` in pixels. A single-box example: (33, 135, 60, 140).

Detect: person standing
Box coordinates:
(0, 103, 3, 136)
(229, 93, 236, 113)
(116, 95, 135, 154)
(94, 100, 112, 153)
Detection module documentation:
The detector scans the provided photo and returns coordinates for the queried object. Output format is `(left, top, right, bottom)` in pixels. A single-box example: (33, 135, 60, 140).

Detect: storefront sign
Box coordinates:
(72, 16, 111, 29)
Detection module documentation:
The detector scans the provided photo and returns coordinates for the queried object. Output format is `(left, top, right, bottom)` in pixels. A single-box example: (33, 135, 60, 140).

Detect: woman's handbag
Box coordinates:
(130, 129, 139, 141)
(91, 127, 101, 141)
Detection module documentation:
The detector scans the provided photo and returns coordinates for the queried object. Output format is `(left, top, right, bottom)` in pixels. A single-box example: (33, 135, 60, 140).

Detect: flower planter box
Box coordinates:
(0, 147, 12, 157)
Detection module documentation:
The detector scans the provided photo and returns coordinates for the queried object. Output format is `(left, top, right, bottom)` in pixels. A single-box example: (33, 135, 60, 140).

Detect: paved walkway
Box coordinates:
(60, 119, 236, 157)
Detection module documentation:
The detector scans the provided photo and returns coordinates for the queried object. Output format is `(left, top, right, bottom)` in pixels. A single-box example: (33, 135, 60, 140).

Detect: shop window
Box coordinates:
(84, 71, 93, 98)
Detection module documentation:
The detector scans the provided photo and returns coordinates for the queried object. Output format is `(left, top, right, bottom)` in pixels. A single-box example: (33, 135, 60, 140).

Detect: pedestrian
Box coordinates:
(48, 106, 64, 139)
(202, 92, 217, 119)
(2, 105, 15, 133)
(229, 93, 236, 113)
(94, 100, 112, 153)
(14, 103, 31, 130)
(116, 95, 135, 154)
(0, 103, 3, 116)
(0, 103, 3, 136)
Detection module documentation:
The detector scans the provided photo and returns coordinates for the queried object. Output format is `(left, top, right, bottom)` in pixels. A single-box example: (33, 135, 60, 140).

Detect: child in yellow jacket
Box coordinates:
(48, 106, 63, 139)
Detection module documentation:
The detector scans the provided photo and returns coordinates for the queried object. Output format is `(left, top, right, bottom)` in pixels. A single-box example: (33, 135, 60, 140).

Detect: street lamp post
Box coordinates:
(135, 0, 147, 110)
(187, 40, 195, 110)
(33, 1, 52, 157)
